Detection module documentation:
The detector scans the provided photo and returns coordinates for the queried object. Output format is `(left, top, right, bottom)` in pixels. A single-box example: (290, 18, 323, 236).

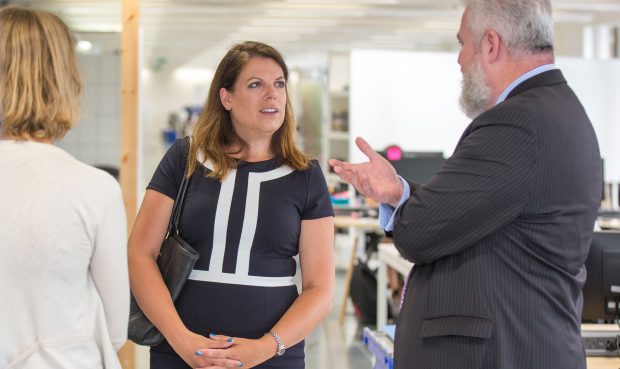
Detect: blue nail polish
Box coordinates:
(227, 338, 234, 343)
(209, 333, 216, 337)
(195, 351, 202, 356)
(238, 362, 243, 367)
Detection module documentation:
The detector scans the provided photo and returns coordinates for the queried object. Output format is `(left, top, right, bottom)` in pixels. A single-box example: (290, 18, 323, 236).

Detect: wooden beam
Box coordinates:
(119, 0, 139, 368)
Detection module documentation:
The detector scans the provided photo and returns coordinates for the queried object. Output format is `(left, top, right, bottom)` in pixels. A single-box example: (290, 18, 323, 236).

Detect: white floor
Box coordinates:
(134, 270, 373, 369)
(305, 270, 373, 369)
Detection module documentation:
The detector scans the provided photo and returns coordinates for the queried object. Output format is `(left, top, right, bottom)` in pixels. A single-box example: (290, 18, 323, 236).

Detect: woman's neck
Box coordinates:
(234, 148, 273, 162)
(227, 137, 273, 162)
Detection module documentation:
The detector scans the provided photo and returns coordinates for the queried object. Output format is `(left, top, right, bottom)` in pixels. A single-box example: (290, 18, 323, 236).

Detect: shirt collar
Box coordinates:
(495, 64, 557, 105)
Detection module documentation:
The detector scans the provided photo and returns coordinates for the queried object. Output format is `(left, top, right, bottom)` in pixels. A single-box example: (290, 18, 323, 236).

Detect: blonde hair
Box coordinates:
(188, 41, 310, 180)
(0, 6, 82, 141)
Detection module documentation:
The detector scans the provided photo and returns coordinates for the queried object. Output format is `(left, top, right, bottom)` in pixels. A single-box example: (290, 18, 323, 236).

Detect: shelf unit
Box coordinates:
(326, 90, 349, 166)
(322, 53, 351, 196)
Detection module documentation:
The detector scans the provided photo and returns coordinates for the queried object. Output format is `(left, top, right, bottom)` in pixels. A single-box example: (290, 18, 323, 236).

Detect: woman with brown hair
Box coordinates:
(0, 6, 129, 369)
(129, 41, 334, 369)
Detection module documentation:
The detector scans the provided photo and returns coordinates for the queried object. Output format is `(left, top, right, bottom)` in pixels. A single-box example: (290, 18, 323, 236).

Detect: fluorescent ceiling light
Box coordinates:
(46, 7, 119, 15)
(369, 34, 412, 42)
(238, 26, 321, 34)
(265, 9, 366, 17)
(553, 11, 595, 23)
(174, 68, 214, 82)
(76, 40, 92, 53)
(422, 20, 460, 30)
(249, 18, 339, 27)
(286, 0, 399, 3)
(142, 6, 266, 16)
(71, 24, 122, 33)
(228, 32, 303, 42)
(553, 2, 620, 12)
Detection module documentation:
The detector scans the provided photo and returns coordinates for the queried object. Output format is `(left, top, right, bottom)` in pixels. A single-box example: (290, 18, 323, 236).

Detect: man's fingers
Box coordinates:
(355, 137, 380, 161)
(329, 159, 351, 182)
(332, 165, 358, 185)
(328, 158, 344, 167)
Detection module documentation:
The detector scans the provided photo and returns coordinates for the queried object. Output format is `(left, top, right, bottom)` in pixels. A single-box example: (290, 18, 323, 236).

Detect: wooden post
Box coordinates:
(119, 0, 139, 368)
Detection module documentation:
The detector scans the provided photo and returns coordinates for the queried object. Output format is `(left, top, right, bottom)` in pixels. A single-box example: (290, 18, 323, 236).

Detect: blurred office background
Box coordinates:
(7, 0, 620, 192)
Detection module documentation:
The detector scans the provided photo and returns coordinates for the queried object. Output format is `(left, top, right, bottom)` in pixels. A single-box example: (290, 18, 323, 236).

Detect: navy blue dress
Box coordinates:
(147, 139, 333, 369)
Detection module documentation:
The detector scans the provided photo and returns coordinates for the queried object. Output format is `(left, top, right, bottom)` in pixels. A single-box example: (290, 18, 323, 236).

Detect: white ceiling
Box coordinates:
(8, 0, 620, 71)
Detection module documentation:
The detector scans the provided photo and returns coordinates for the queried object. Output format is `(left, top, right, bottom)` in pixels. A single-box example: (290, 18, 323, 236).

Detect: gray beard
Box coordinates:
(459, 59, 492, 119)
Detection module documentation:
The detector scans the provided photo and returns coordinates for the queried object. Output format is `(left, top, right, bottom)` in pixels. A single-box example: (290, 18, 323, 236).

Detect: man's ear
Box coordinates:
(482, 29, 501, 64)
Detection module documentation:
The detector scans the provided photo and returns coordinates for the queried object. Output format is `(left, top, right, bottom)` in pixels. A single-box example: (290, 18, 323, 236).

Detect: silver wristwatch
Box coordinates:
(266, 330, 286, 357)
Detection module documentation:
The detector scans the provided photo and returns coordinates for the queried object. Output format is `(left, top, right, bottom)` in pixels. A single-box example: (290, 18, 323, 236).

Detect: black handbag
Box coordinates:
(128, 166, 199, 346)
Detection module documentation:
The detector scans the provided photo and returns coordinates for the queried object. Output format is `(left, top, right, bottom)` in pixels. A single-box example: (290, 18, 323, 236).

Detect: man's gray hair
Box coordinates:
(462, 0, 554, 54)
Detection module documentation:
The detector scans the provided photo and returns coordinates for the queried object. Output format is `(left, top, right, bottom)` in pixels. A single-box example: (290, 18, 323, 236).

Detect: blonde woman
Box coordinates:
(0, 6, 129, 369)
(129, 41, 334, 369)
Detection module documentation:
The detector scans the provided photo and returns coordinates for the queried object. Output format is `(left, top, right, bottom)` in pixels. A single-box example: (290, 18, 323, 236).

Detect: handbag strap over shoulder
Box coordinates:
(166, 149, 190, 237)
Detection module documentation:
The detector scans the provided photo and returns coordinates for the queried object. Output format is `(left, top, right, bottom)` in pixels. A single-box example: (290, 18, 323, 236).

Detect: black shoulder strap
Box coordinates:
(166, 139, 191, 237)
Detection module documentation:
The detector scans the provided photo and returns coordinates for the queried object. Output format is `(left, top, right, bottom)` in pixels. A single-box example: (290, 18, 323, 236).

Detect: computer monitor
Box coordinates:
(379, 148, 445, 185)
(581, 231, 620, 322)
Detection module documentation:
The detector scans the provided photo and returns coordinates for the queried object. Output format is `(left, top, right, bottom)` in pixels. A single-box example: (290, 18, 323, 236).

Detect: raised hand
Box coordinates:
(328, 137, 403, 207)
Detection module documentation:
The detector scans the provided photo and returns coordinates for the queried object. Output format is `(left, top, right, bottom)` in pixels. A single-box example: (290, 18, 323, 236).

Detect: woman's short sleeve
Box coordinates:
(302, 160, 334, 220)
(146, 138, 189, 199)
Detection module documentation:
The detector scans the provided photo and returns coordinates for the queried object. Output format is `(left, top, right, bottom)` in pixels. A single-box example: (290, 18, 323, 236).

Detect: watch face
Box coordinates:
(277, 345, 285, 356)
(267, 331, 286, 356)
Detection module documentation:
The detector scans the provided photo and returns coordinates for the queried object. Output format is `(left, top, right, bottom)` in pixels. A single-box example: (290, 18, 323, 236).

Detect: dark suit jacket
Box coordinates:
(392, 69, 602, 369)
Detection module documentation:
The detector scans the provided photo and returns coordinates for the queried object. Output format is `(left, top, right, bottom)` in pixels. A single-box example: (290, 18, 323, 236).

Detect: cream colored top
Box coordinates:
(0, 140, 129, 369)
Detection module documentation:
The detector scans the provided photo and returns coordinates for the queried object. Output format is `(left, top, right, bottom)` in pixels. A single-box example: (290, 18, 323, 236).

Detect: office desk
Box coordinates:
(598, 217, 620, 230)
(376, 243, 620, 368)
(334, 216, 383, 324)
(588, 357, 620, 369)
(377, 243, 413, 329)
(334, 215, 384, 231)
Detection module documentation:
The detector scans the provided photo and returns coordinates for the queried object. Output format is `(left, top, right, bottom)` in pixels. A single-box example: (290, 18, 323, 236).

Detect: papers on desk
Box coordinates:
(363, 327, 394, 369)
(383, 324, 396, 341)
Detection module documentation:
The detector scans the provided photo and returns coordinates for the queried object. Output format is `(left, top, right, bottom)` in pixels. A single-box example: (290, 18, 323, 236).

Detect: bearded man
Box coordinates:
(329, 0, 602, 368)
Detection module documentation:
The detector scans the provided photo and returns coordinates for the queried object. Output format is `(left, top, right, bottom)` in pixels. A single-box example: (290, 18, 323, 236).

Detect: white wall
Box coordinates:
(58, 35, 121, 169)
(349, 50, 620, 182)
(556, 57, 620, 182)
(140, 68, 211, 189)
(349, 50, 469, 163)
